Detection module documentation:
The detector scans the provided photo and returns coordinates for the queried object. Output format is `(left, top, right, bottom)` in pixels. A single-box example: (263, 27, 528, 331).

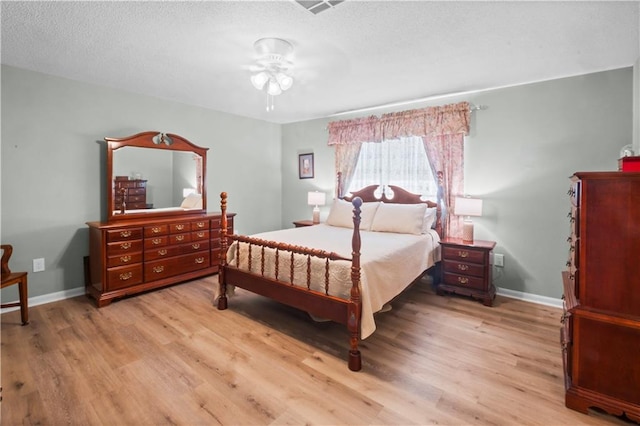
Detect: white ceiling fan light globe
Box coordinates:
(276, 72, 293, 91)
(267, 79, 282, 96)
(250, 72, 269, 90)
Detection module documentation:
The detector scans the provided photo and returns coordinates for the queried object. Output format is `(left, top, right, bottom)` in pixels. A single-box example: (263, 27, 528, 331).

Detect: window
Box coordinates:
(347, 136, 437, 198)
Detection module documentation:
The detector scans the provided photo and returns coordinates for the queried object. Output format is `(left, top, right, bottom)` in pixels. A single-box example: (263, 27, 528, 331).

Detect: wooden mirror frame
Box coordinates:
(106, 131, 208, 222)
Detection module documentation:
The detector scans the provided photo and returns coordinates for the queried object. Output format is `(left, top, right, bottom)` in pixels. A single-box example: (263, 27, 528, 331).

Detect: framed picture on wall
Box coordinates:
(299, 153, 314, 179)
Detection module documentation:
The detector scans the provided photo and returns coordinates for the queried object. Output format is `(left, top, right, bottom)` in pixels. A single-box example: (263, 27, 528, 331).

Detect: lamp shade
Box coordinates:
(307, 191, 326, 206)
(454, 197, 483, 217)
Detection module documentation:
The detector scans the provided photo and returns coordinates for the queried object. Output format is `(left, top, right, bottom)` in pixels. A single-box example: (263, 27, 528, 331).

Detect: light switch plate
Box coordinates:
(33, 258, 45, 272)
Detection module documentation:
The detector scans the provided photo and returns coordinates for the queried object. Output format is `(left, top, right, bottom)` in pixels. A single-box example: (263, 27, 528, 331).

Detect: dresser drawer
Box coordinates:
(144, 235, 169, 249)
(191, 220, 208, 230)
(106, 228, 143, 242)
(443, 259, 485, 278)
(107, 264, 143, 291)
(145, 245, 180, 261)
(128, 188, 146, 196)
(144, 252, 210, 281)
(442, 246, 486, 264)
(170, 222, 191, 233)
(180, 240, 210, 254)
(107, 239, 143, 256)
(145, 224, 169, 237)
(107, 252, 143, 267)
(191, 229, 210, 241)
(211, 217, 233, 230)
(442, 272, 485, 290)
(177, 251, 210, 273)
(170, 233, 191, 245)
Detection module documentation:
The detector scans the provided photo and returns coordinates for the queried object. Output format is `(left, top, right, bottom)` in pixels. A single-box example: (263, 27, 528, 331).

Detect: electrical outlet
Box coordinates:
(494, 253, 504, 267)
(33, 258, 45, 272)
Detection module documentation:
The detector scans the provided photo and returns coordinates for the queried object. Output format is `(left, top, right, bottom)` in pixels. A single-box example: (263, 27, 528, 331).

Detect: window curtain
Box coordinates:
(327, 101, 470, 238)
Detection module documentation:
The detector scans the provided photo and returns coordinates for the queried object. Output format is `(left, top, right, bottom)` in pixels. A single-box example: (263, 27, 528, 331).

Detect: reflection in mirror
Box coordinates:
(105, 131, 208, 222)
(113, 147, 201, 209)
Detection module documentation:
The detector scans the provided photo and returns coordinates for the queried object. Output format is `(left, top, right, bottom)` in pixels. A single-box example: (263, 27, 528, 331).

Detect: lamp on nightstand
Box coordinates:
(307, 191, 326, 224)
(454, 196, 483, 242)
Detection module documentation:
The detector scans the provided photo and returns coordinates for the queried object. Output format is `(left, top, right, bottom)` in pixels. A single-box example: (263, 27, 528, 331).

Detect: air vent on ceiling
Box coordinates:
(294, 0, 344, 15)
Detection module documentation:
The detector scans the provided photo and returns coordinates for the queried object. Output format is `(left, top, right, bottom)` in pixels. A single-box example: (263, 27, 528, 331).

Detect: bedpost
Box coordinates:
(348, 196, 363, 371)
(218, 192, 228, 310)
(435, 171, 445, 238)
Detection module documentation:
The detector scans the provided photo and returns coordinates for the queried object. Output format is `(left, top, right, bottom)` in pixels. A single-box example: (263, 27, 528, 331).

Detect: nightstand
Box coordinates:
(293, 220, 315, 228)
(437, 237, 496, 306)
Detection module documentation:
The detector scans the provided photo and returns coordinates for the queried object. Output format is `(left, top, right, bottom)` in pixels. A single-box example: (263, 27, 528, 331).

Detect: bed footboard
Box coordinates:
(217, 192, 363, 371)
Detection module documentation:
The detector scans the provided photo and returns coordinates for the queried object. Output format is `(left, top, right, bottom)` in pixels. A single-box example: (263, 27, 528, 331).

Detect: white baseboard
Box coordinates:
(2, 285, 563, 314)
(496, 287, 563, 309)
(1, 286, 85, 314)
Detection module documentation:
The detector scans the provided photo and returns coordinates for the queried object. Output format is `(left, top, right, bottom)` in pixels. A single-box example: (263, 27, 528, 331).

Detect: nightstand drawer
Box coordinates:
(443, 272, 485, 290)
(442, 246, 485, 264)
(443, 259, 485, 278)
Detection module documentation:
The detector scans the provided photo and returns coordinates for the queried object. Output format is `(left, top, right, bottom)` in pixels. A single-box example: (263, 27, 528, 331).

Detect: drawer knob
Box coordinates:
(120, 230, 132, 238)
(196, 232, 205, 238)
(458, 251, 469, 258)
(176, 224, 185, 230)
(158, 249, 167, 256)
(176, 235, 184, 241)
(120, 255, 131, 263)
(119, 272, 133, 281)
(151, 227, 161, 234)
(196, 222, 205, 228)
(457, 277, 469, 284)
(120, 242, 131, 250)
(195, 257, 205, 264)
(457, 264, 469, 271)
(192, 243, 200, 249)
(152, 238, 162, 245)
(152, 266, 164, 273)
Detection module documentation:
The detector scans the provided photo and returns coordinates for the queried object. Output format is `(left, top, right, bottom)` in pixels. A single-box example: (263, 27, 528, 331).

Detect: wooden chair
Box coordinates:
(1, 244, 29, 325)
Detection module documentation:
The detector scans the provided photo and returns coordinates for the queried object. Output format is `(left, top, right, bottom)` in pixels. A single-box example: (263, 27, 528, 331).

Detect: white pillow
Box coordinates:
(326, 199, 380, 230)
(370, 202, 427, 235)
(422, 207, 438, 233)
(180, 193, 202, 209)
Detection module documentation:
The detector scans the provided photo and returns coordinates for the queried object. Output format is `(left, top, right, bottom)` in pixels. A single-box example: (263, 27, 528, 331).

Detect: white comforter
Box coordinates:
(225, 224, 440, 339)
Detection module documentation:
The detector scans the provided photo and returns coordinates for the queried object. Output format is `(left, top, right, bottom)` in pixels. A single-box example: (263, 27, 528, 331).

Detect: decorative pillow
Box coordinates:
(180, 193, 202, 209)
(422, 207, 438, 233)
(326, 199, 380, 230)
(370, 202, 427, 235)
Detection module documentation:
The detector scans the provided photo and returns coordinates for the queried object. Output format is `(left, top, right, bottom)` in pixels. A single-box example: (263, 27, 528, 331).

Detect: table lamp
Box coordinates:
(454, 196, 483, 242)
(307, 191, 326, 224)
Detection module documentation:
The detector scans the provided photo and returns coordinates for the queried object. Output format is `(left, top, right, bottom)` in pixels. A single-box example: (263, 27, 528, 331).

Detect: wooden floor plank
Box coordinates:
(2, 277, 635, 425)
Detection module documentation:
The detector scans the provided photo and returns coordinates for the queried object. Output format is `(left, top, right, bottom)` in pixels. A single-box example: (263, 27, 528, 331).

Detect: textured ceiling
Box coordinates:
(2, 1, 639, 124)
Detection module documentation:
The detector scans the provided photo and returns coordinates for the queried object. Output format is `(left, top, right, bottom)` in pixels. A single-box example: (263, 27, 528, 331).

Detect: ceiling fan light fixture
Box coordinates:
(249, 37, 295, 111)
(250, 72, 269, 90)
(267, 79, 283, 96)
(276, 72, 293, 91)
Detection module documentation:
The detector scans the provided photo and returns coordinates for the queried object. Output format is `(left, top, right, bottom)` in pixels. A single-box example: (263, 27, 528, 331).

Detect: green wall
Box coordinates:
(1, 65, 282, 302)
(0, 65, 634, 305)
(281, 68, 633, 301)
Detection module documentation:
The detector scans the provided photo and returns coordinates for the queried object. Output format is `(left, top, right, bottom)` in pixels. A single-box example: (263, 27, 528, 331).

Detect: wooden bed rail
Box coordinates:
(217, 191, 364, 371)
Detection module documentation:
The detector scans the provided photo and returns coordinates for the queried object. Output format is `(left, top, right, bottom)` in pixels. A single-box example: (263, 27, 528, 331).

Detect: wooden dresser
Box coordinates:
(114, 178, 148, 210)
(87, 212, 234, 307)
(437, 238, 496, 306)
(562, 172, 640, 422)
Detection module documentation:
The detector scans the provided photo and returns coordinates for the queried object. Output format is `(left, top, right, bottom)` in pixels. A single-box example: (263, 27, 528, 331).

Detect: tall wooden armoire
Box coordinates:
(562, 172, 640, 422)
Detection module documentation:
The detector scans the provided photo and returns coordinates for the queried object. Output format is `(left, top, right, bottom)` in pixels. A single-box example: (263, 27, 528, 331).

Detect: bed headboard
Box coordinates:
(342, 184, 444, 239)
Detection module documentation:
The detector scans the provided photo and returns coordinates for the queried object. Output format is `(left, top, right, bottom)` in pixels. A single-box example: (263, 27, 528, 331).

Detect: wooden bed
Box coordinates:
(217, 185, 443, 371)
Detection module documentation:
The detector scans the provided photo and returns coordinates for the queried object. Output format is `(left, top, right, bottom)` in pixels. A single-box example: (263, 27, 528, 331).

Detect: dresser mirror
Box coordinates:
(106, 131, 208, 222)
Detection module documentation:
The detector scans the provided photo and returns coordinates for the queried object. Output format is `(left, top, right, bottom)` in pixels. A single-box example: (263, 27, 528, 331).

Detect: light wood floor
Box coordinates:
(1, 275, 635, 425)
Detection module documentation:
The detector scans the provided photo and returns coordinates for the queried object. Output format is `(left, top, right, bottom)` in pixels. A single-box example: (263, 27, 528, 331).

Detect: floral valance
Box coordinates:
(327, 101, 470, 145)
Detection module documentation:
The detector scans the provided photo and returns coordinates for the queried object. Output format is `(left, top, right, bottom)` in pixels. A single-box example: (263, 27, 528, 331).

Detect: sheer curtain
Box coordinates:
(347, 136, 438, 198)
(328, 101, 470, 238)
